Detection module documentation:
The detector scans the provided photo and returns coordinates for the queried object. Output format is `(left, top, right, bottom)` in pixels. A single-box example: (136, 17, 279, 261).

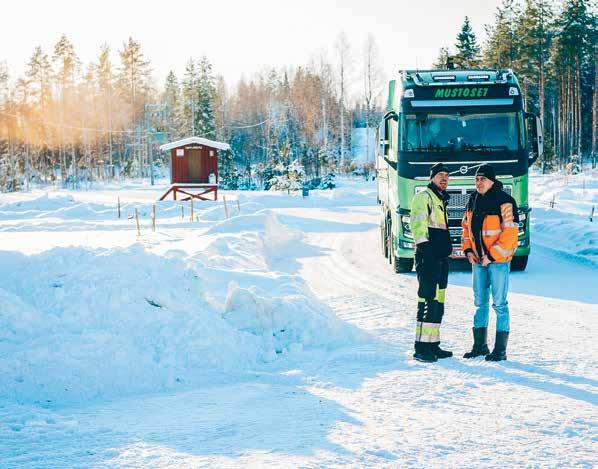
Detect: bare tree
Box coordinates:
(363, 34, 384, 164)
(335, 32, 352, 171)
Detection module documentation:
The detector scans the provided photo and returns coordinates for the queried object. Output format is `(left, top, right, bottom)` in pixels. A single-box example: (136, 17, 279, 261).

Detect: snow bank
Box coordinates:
(530, 172, 598, 266)
(201, 209, 301, 272)
(0, 193, 77, 220)
(0, 194, 364, 405)
(224, 283, 359, 358)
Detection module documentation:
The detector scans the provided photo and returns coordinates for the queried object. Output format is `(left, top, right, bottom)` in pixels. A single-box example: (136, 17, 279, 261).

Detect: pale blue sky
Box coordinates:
(3, 0, 502, 90)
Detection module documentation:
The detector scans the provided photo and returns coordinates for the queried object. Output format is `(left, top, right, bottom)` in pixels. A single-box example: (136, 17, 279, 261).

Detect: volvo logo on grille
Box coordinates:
(459, 165, 468, 174)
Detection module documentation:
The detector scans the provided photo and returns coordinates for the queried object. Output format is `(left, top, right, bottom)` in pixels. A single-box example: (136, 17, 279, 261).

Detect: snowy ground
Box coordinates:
(0, 172, 596, 468)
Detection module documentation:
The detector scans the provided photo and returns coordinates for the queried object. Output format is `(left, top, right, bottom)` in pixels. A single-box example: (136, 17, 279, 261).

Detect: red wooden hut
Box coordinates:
(158, 137, 230, 201)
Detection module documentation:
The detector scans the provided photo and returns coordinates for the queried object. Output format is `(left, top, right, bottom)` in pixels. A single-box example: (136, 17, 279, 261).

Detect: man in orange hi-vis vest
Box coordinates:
(461, 164, 519, 361)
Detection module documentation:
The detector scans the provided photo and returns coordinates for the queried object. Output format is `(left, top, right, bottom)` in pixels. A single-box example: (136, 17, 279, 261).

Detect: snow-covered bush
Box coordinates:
(319, 172, 336, 189)
(268, 159, 305, 192)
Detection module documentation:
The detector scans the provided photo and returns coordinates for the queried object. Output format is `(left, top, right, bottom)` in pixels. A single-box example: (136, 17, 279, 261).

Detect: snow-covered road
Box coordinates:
(1, 176, 596, 468)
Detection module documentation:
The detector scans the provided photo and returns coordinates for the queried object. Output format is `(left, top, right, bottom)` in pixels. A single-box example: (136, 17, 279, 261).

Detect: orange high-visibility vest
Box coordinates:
(461, 191, 519, 263)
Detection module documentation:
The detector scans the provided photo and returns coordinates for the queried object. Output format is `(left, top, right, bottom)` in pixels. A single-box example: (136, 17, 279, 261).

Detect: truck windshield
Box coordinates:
(402, 112, 522, 152)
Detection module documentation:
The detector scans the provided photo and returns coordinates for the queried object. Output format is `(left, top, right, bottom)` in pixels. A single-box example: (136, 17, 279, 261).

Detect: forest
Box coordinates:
(0, 0, 595, 191)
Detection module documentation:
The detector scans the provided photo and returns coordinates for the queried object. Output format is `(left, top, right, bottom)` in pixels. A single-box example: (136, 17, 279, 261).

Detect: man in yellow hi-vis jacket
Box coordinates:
(410, 163, 453, 363)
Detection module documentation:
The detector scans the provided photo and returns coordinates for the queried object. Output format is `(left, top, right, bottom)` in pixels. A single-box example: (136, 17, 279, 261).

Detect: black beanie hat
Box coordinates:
(430, 163, 449, 179)
(475, 164, 496, 182)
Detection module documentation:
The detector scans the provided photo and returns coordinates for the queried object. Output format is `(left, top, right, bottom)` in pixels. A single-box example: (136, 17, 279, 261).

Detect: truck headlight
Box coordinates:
(401, 215, 412, 238)
(518, 211, 527, 234)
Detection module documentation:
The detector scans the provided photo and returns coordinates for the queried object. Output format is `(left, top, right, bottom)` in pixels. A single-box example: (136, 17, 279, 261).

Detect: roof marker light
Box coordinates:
(433, 75, 456, 81)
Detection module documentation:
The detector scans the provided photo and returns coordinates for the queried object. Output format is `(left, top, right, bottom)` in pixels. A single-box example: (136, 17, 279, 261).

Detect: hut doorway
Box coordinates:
(188, 148, 203, 181)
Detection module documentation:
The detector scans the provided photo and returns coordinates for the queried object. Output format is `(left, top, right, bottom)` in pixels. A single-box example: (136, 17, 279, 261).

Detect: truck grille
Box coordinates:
(446, 186, 511, 219)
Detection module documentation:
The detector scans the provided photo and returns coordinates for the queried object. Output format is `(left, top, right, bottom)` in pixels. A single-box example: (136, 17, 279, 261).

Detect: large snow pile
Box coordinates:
(0, 189, 366, 406)
(530, 170, 598, 266)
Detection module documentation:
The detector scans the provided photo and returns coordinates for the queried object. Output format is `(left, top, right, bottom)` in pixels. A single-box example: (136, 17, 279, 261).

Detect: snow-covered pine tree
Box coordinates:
(218, 148, 235, 188)
(181, 59, 197, 135)
(320, 172, 336, 190)
(278, 71, 301, 169)
(287, 158, 305, 190)
(162, 70, 182, 139)
(455, 16, 481, 68)
(268, 159, 305, 193)
(260, 162, 277, 190)
(195, 56, 216, 139)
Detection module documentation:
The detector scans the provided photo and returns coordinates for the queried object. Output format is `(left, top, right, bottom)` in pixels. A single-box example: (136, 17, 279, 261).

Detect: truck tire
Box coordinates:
(388, 231, 394, 265)
(381, 221, 389, 258)
(510, 255, 528, 272)
(395, 257, 414, 273)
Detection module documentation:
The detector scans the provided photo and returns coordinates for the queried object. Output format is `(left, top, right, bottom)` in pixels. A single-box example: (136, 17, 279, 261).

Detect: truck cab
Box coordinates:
(377, 69, 543, 272)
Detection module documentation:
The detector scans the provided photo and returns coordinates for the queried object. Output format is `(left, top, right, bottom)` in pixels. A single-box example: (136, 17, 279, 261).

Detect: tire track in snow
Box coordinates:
(292, 205, 597, 467)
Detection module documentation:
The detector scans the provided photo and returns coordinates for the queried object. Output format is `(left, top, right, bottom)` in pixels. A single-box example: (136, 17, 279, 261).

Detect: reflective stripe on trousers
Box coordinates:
(416, 286, 446, 342)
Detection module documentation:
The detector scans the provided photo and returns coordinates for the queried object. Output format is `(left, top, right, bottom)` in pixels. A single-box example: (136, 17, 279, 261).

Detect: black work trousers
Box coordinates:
(414, 251, 449, 344)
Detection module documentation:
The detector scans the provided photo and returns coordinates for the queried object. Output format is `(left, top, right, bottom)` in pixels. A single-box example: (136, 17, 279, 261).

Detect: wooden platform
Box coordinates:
(159, 184, 218, 201)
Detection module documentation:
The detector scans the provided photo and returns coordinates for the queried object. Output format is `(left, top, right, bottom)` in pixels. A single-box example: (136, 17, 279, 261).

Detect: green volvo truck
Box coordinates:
(377, 69, 543, 273)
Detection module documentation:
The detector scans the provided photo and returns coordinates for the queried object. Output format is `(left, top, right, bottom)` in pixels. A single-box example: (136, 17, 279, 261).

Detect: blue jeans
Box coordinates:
(472, 262, 511, 332)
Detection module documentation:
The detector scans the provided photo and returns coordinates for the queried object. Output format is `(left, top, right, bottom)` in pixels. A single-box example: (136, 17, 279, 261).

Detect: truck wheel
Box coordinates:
(510, 255, 528, 271)
(395, 257, 414, 273)
(381, 221, 389, 258)
(388, 230, 394, 265)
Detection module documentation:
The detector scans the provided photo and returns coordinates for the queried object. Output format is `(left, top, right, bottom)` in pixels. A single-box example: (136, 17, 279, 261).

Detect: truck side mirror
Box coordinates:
(384, 111, 399, 122)
(535, 115, 543, 161)
(525, 113, 543, 165)
(381, 112, 398, 156)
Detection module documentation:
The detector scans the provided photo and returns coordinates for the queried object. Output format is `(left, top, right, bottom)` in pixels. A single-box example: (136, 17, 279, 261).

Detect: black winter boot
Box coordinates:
(431, 342, 453, 359)
(485, 331, 509, 361)
(463, 327, 490, 358)
(413, 342, 438, 363)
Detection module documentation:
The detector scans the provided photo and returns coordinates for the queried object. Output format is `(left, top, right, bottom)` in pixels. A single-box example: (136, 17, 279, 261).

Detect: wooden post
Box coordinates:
(135, 208, 141, 237)
(152, 204, 156, 232)
(591, 205, 595, 222)
(190, 198, 194, 222)
(181, 205, 184, 219)
(118, 196, 121, 219)
(223, 195, 230, 219)
(236, 199, 241, 214)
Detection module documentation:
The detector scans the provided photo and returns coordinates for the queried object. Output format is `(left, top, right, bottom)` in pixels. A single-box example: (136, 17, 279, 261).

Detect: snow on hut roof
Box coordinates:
(160, 137, 231, 152)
